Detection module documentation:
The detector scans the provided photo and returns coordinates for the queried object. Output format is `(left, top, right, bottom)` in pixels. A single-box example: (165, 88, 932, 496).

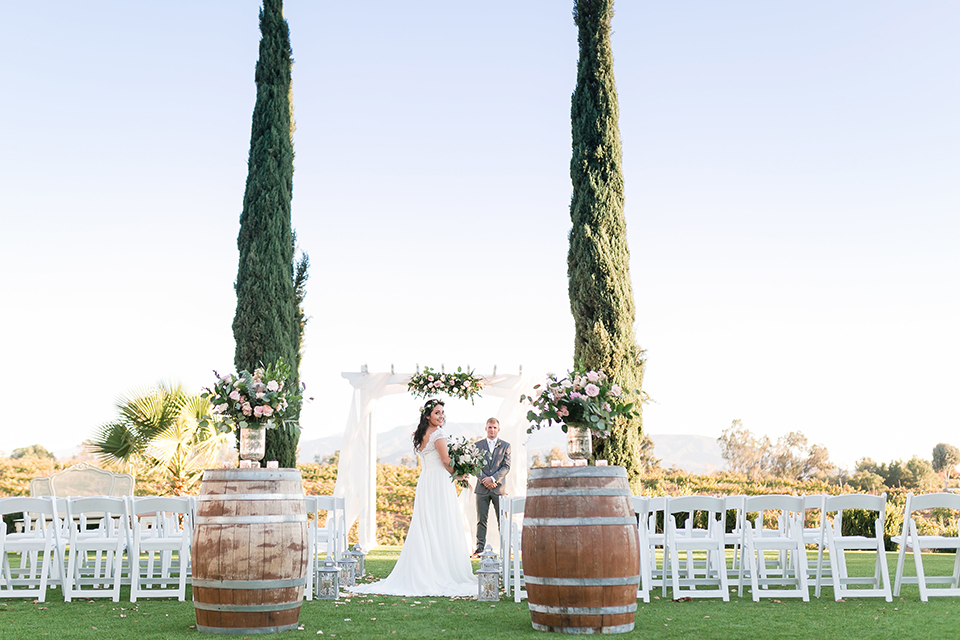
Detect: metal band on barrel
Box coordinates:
(196, 623, 300, 635)
(201, 469, 298, 482)
(193, 601, 302, 613)
(194, 514, 307, 525)
(523, 516, 636, 527)
(528, 466, 627, 479)
(528, 603, 638, 615)
(523, 575, 640, 586)
(532, 622, 635, 634)
(196, 494, 305, 502)
(525, 487, 631, 497)
(192, 577, 307, 589)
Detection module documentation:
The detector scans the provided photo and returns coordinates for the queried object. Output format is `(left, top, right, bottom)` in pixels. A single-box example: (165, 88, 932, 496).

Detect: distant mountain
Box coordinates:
(297, 425, 725, 474)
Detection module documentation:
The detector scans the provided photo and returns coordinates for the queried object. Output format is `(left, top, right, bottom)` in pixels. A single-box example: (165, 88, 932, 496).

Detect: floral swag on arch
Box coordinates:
(407, 365, 484, 402)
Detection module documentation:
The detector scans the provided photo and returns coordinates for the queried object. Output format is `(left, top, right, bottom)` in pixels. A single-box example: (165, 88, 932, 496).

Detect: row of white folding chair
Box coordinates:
(0, 495, 194, 603)
(494, 496, 526, 602)
(305, 495, 346, 600)
(892, 492, 960, 602)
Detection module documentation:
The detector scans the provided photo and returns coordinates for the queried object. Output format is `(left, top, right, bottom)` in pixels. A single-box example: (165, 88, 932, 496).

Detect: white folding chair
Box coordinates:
(893, 492, 960, 602)
(507, 497, 527, 603)
(815, 493, 891, 601)
(722, 495, 746, 581)
(314, 496, 346, 562)
(639, 496, 667, 597)
(739, 495, 810, 602)
(127, 496, 192, 602)
(801, 494, 828, 581)
(304, 496, 319, 600)
(664, 495, 730, 601)
(64, 496, 129, 602)
(0, 497, 62, 602)
(631, 496, 651, 603)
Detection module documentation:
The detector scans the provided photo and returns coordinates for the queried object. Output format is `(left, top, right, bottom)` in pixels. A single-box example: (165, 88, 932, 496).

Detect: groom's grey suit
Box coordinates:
(473, 437, 511, 554)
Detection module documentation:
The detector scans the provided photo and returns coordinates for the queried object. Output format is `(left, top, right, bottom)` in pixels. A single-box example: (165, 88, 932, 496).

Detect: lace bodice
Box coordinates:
(418, 427, 447, 469)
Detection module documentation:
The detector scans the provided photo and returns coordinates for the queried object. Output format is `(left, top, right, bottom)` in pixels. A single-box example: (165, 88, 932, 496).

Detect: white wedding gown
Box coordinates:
(348, 427, 478, 596)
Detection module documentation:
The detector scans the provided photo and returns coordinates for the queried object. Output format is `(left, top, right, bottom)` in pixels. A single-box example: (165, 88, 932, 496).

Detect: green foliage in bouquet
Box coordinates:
(521, 364, 636, 436)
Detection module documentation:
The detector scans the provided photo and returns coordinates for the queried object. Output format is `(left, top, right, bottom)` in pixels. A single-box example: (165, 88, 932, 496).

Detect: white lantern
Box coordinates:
(337, 555, 357, 587)
(478, 544, 500, 601)
(347, 544, 367, 578)
(317, 561, 340, 600)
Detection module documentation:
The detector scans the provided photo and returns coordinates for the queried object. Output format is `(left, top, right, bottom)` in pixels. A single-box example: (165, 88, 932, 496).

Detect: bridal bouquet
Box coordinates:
(521, 364, 636, 436)
(446, 436, 489, 488)
(408, 366, 484, 403)
(201, 357, 302, 434)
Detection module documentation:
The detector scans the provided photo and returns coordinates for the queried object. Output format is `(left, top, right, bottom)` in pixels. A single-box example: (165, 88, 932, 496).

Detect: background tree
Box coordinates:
(718, 420, 832, 480)
(567, 0, 645, 488)
(638, 434, 661, 473)
(718, 419, 769, 478)
(232, 0, 304, 467)
(932, 442, 960, 491)
(11, 444, 55, 460)
(90, 383, 233, 494)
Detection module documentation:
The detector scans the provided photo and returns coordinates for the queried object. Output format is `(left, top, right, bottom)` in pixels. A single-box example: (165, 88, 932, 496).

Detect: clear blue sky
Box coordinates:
(1, 1, 957, 469)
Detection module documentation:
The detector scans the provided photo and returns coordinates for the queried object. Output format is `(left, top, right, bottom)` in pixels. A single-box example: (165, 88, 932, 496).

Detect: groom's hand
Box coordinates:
(482, 477, 496, 489)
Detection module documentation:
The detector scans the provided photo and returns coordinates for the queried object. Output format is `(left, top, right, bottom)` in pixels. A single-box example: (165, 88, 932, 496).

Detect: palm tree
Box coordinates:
(90, 383, 233, 495)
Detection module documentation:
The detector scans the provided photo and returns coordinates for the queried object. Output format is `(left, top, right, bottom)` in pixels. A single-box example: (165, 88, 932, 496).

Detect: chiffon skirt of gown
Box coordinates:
(348, 428, 477, 596)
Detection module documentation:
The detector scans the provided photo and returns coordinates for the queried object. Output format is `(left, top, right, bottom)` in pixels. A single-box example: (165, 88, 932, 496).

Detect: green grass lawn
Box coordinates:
(2, 547, 958, 639)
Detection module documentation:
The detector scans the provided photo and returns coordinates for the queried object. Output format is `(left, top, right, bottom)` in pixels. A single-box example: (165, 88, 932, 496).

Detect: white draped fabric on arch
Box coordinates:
(332, 367, 541, 551)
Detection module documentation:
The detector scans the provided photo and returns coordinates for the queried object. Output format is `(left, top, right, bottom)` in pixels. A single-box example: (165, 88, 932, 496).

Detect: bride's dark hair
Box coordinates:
(413, 399, 444, 451)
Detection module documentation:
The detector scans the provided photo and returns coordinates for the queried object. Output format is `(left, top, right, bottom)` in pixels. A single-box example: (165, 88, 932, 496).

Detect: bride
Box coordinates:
(348, 399, 478, 596)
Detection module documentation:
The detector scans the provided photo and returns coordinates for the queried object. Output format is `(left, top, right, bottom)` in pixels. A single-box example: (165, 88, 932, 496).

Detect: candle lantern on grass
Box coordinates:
(317, 561, 340, 600)
(347, 544, 367, 578)
(478, 545, 501, 601)
(337, 555, 357, 587)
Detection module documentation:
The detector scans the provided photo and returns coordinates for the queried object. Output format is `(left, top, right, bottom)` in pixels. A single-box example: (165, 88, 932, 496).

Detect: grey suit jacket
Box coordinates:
(474, 439, 510, 497)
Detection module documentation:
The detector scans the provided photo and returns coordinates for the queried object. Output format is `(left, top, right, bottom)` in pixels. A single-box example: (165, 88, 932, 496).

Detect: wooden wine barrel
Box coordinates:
(192, 468, 310, 635)
(522, 466, 640, 634)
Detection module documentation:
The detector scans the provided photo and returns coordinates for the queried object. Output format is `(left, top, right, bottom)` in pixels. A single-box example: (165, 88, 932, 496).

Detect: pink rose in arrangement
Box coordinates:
(611, 384, 622, 396)
(587, 371, 600, 383)
(558, 405, 569, 417)
(584, 384, 600, 398)
(267, 380, 280, 392)
(242, 402, 253, 416)
(253, 405, 265, 418)
(229, 390, 241, 402)
(569, 391, 584, 400)
(260, 405, 274, 417)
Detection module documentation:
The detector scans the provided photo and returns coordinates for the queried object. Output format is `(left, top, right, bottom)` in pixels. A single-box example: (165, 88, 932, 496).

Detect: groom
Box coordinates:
(472, 417, 511, 557)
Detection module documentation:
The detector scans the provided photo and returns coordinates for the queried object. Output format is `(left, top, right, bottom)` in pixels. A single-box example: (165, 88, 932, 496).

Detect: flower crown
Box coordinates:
(421, 398, 444, 414)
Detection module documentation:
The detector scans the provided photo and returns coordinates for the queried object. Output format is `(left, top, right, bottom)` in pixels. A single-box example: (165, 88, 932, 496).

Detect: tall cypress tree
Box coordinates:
(568, 0, 645, 488)
(233, 0, 300, 468)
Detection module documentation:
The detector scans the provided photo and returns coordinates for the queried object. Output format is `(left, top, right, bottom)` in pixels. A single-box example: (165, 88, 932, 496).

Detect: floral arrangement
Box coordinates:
(408, 366, 484, 403)
(201, 357, 302, 434)
(446, 435, 490, 488)
(521, 365, 636, 436)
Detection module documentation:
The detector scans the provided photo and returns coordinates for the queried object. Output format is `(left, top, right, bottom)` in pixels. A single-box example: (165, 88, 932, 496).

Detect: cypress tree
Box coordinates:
(568, 0, 645, 488)
(233, 0, 300, 468)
